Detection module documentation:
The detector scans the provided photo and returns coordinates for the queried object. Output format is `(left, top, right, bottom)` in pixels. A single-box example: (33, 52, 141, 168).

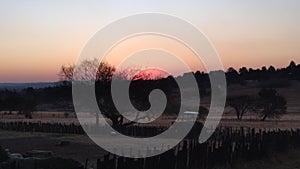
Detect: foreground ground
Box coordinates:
(1, 129, 300, 169)
(0, 130, 105, 167)
(232, 148, 300, 169)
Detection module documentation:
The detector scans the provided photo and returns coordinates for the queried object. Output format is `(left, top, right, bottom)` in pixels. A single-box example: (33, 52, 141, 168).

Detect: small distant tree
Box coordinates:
(20, 88, 36, 119)
(2, 91, 22, 113)
(239, 67, 248, 75)
(268, 65, 276, 73)
(226, 95, 255, 120)
(64, 112, 70, 118)
(59, 59, 145, 127)
(58, 64, 74, 82)
(257, 88, 287, 121)
(287, 60, 296, 71)
(59, 59, 116, 82)
(226, 67, 240, 84)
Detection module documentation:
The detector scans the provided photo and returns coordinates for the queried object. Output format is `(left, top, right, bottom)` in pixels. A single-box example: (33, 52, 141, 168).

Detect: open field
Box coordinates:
(2, 111, 300, 130)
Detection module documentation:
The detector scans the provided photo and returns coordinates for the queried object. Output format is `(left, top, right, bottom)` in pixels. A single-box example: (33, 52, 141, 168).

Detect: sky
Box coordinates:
(0, 0, 300, 82)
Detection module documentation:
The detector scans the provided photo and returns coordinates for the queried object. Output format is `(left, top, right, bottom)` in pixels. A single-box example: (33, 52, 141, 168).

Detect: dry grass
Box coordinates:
(0, 111, 80, 124)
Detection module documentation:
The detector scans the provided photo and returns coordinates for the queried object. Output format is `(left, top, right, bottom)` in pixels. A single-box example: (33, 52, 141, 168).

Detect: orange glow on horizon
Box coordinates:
(102, 34, 207, 77)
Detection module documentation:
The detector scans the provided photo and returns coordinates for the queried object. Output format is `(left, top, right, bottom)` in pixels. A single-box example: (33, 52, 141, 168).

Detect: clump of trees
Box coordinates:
(59, 59, 182, 127)
(257, 88, 287, 121)
(225, 61, 300, 86)
(226, 95, 256, 120)
(59, 59, 116, 82)
(0, 88, 36, 118)
(226, 88, 287, 121)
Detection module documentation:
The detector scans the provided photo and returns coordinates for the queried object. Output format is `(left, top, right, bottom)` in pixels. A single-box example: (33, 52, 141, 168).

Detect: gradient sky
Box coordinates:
(1, 0, 300, 82)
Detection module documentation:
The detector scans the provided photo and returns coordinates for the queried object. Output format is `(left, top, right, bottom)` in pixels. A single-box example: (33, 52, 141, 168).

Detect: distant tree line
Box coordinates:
(226, 61, 300, 87)
(58, 59, 293, 123)
(0, 85, 73, 118)
(0, 88, 36, 118)
(1, 60, 296, 123)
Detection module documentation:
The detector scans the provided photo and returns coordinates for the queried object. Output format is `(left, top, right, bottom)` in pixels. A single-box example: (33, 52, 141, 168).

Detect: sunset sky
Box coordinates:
(1, 0, 300, 82)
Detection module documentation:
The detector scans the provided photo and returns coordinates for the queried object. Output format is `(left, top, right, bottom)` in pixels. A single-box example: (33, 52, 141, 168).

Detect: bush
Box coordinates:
(64, 112, 69, 118)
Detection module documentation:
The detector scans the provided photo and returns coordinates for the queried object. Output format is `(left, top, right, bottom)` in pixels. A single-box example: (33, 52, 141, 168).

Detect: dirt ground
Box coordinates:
(0, 130, 106, 166)
(0, 114, 300, 168)
(231, 148, 300, 169)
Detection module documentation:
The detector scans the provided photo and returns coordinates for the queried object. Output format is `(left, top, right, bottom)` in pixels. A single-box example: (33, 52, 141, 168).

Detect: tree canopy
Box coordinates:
(257, 88, 287, 121)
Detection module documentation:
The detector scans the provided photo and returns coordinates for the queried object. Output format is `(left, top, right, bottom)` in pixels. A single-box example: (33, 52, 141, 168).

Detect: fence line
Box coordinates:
(1, 121, 300, 169)
(96, 127, 300, 169)
(0, 121, 84, 134)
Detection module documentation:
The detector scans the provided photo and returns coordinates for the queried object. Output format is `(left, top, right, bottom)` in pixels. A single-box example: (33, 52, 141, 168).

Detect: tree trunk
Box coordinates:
(235, 108, 241, 120)
(261, 113, 268, 121)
